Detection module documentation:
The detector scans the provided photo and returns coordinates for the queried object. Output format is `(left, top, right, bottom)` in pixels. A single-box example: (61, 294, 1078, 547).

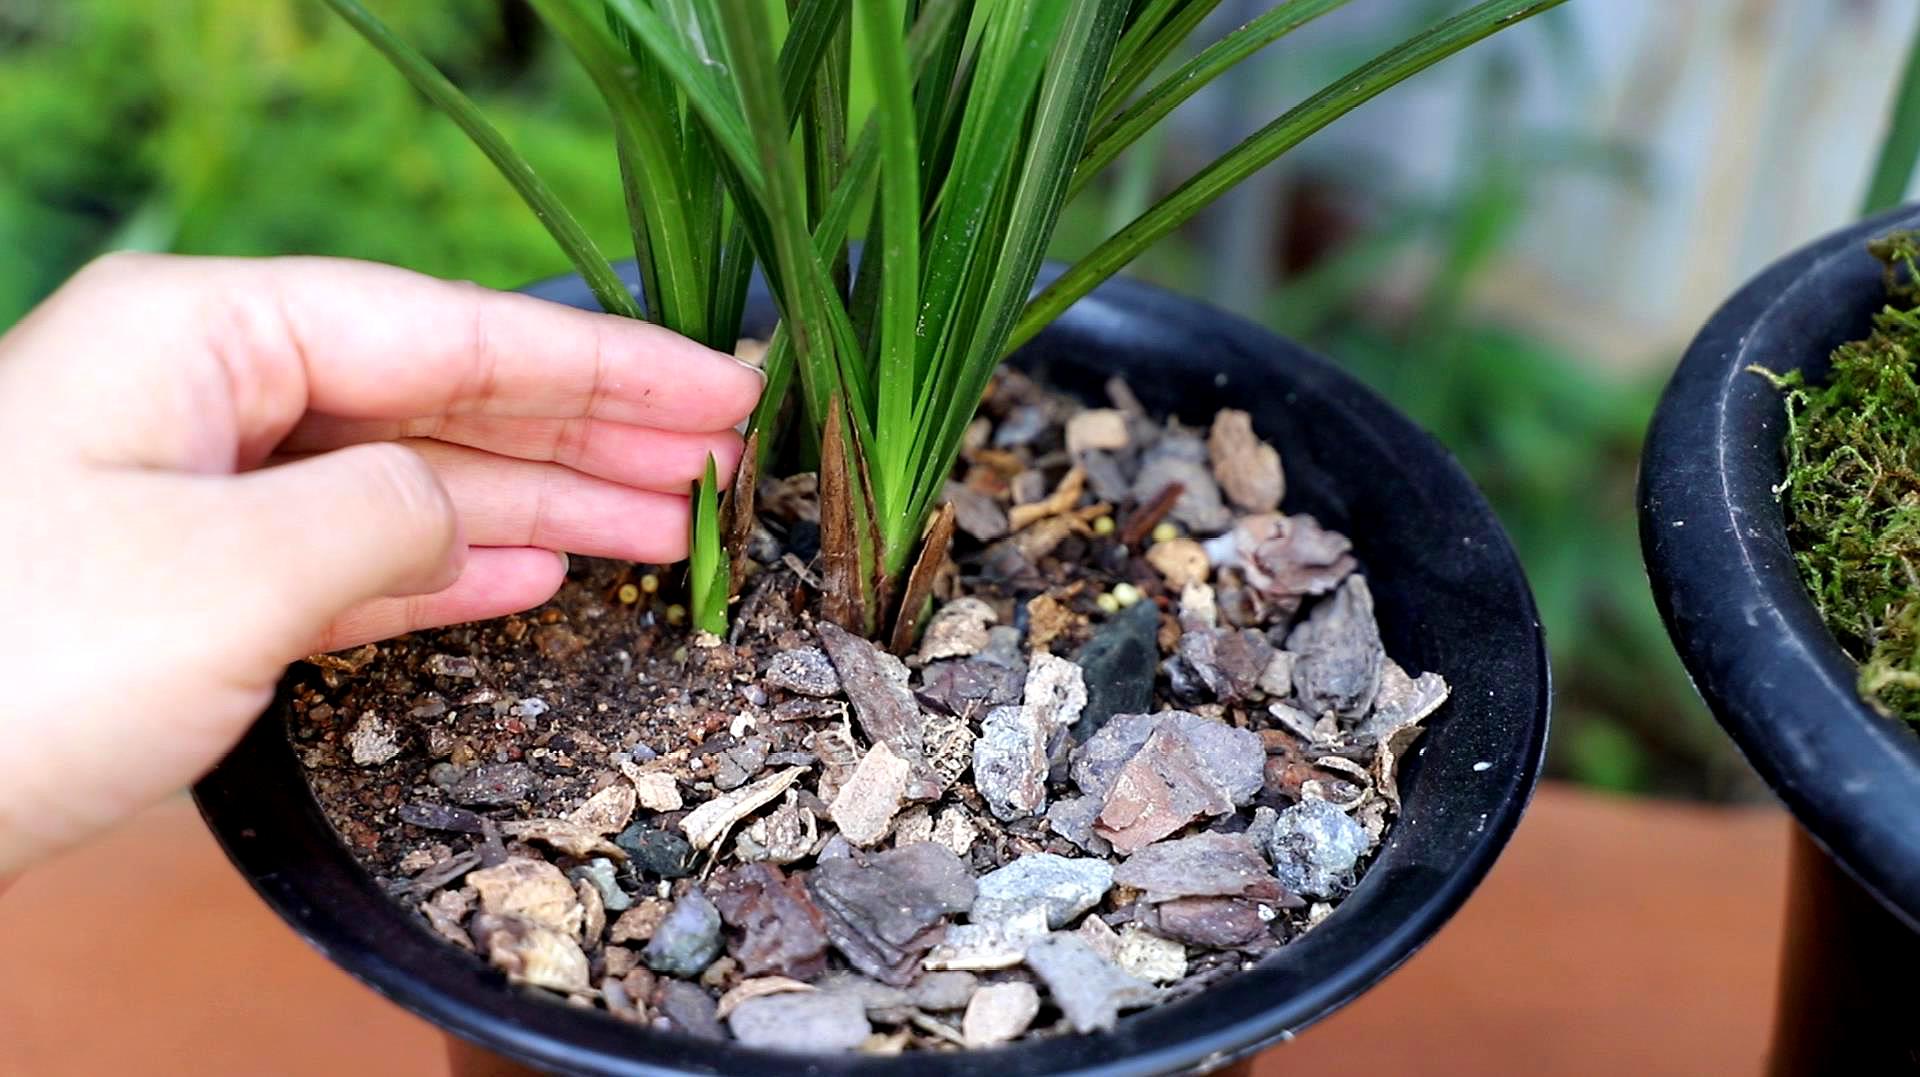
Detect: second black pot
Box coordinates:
(196, 266, 1548, 1076)
(1640, 206, 1920, 1072)
(1640, 204, 1920, 927)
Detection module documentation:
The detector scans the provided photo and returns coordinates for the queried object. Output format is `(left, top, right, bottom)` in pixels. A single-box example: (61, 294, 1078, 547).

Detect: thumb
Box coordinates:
(0, 443, 466, 873)
(218, 441, 466, 661)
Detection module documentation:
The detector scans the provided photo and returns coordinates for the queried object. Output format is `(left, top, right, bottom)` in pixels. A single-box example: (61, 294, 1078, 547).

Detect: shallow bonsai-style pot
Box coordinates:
(1640, 204, 1920, 1073)
(195, 265, 1549, 1076)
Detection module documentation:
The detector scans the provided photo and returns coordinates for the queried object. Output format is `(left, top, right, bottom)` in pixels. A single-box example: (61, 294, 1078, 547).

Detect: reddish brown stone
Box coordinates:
(1112, 832, 1284, 903)
(1094, 728, 1236, 854)
(708, 863, 829, 980)
(1152, 897, 1271, 948)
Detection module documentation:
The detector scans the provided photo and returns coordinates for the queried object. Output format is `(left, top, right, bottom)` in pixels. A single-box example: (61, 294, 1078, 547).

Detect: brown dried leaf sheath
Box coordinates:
(723, 430, 762, 593)
(890, 502, 957, 655)
(818, 404, 863, 633)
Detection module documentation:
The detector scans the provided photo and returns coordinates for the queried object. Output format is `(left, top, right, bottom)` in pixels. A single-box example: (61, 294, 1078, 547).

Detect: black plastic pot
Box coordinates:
(1640, 205, 1920, 1073)
(195, 266, 1548, 1076)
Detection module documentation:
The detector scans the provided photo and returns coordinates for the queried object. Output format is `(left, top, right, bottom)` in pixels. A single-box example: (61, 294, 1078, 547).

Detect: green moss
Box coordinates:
(1766, 231, 1920, 719)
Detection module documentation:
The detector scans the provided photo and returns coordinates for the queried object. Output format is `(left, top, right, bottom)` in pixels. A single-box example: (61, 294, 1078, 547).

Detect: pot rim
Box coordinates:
(1640, 203, 1920, 929)
(197, 267, 1548, 1076)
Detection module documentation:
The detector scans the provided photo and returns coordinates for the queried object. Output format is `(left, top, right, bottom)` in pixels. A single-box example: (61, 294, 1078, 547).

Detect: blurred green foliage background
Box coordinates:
(0, 0, 1745, 798)
(0, 0, 629, 323)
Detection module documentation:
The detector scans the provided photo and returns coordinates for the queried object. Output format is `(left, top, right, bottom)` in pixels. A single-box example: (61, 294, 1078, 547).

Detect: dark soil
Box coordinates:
(290, 371, 1446, 1053)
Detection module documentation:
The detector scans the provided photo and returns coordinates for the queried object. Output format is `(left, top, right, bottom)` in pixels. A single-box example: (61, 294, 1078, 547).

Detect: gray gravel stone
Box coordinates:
(568, 858, 633, 912)
(949, 665, 1077, 813)
(727, 991, 871, 1053)
(995, 403, 1050, 448)
(1265, 797, 1371, 898)
(907, 970, 979, 1012)
(972, 853, 1114, 929)
(656, 980, 724, 1040)
(1022, 933, 1158, 1033)
(764, 646, 841, 697)
(1045, 795, 1113, 856)
(817, 624, 942, 800)
(712, 735, 771, 792)
(1022, 653, 1087, 736)
(814, 972, 911, 1020)
(643, 888, 724, 977)
(1286, 575, 1384, 720)
(445, 763, 536, 807)
(944, 481, 1010, 542)
(974, 705, 1050, 821)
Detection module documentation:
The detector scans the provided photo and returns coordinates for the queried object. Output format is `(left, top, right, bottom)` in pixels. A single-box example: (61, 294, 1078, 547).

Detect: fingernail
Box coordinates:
(554, 550, 571, 576)
(729, 339, 770, 381)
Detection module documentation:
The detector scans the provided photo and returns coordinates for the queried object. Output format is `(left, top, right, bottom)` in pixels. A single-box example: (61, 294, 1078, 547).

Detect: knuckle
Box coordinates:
(73, 249, 164, 288)
(459, 295, 502, 414)
(60, 253, 177, 322)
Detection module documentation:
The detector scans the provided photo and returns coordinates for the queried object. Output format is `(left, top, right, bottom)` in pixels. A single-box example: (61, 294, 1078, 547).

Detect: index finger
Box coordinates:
(270, 255, 764, 428)
(7, 254, 764, 466)
(263, 257, 765, 430)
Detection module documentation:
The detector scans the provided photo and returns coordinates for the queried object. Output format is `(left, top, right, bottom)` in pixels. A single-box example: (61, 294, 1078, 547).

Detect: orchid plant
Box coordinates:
(323, 0, 1563, 639)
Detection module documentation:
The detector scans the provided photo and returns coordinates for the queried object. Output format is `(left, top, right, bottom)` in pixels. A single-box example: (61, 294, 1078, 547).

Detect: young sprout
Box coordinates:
(687, 455, 728, 635)
(1112, 582, 1144, 609)
(617, 583, 641, 605)
(1151, 521, 1179, 545)
(1093, 515, 1116, 536)
(639, 573, 660, 595)
(1095, 592, 1122, 616)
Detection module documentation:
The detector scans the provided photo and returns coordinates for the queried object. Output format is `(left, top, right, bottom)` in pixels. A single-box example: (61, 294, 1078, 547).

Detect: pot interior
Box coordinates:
(197, 266, 1548, 1077)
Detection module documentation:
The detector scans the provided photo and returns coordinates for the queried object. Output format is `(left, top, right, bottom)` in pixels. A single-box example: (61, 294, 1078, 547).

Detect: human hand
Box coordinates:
(0, 254, 761, 874)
